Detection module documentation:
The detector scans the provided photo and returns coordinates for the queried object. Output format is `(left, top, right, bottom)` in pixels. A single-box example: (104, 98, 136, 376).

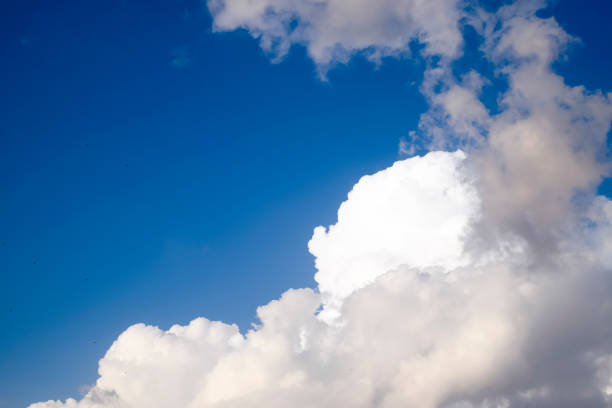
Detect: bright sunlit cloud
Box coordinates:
(30, 0, 612, 407)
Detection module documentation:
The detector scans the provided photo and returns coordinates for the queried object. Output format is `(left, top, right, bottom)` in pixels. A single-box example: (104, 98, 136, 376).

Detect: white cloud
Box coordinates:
(208, 0, 463, 75)
(308, 150, 480, 321)
(29, 0, 612, 407)
(29, 153, 612, 408)
(417, 2, 612, 255)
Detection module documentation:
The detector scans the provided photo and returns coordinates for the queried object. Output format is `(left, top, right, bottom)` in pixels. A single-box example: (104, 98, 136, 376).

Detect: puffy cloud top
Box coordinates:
(308, 150, 480, 320)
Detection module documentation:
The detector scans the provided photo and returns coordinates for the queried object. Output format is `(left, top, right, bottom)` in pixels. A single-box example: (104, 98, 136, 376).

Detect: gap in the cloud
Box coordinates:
(452, 24, 509, 118)
(599, 178, 612, 199)
(599, 128, 612, 198)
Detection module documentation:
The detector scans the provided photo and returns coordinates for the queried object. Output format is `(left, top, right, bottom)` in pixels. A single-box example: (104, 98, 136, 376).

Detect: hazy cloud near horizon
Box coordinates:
(30, 0, 612, 407)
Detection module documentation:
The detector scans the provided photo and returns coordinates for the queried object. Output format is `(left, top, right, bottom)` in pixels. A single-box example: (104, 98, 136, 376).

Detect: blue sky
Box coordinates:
(1, 1, 611, 407)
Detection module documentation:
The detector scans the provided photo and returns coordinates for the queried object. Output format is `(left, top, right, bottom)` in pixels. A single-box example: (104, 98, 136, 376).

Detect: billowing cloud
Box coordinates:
(29, 153, 612, 408)
(308, 150, 480, 321)
(30, 0, 612, 407)
(418, 1, 612, 255)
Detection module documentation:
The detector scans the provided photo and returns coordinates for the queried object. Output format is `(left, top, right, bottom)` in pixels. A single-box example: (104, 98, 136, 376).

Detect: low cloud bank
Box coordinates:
(30, 150, 612, 407)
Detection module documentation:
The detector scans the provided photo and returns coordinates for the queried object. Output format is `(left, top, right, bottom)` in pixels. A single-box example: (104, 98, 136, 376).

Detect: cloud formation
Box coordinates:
(309, 150, 480, 321)
(30, 0, 612, 407)
(208, 0, 463, 74)
(30, 153, 612, 408)
(418, 0, 612, 256)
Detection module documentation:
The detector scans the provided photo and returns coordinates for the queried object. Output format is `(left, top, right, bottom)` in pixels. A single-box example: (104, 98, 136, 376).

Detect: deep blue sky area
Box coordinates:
(1, 1, 611, 407)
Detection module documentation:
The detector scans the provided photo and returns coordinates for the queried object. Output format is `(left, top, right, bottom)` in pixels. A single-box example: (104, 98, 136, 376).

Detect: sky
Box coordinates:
(1, 1, 612, 407)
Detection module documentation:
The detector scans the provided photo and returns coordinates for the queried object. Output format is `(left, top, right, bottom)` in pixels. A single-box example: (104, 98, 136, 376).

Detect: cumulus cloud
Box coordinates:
(30, 0, 612, 407)
(418, 1, 612, 255)
(29, 155, 612, 407)
(308, 150, 480, 321)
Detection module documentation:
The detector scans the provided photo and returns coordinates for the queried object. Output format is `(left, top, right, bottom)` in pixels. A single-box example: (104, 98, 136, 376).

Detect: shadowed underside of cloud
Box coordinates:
(30, 0, 612, 407)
